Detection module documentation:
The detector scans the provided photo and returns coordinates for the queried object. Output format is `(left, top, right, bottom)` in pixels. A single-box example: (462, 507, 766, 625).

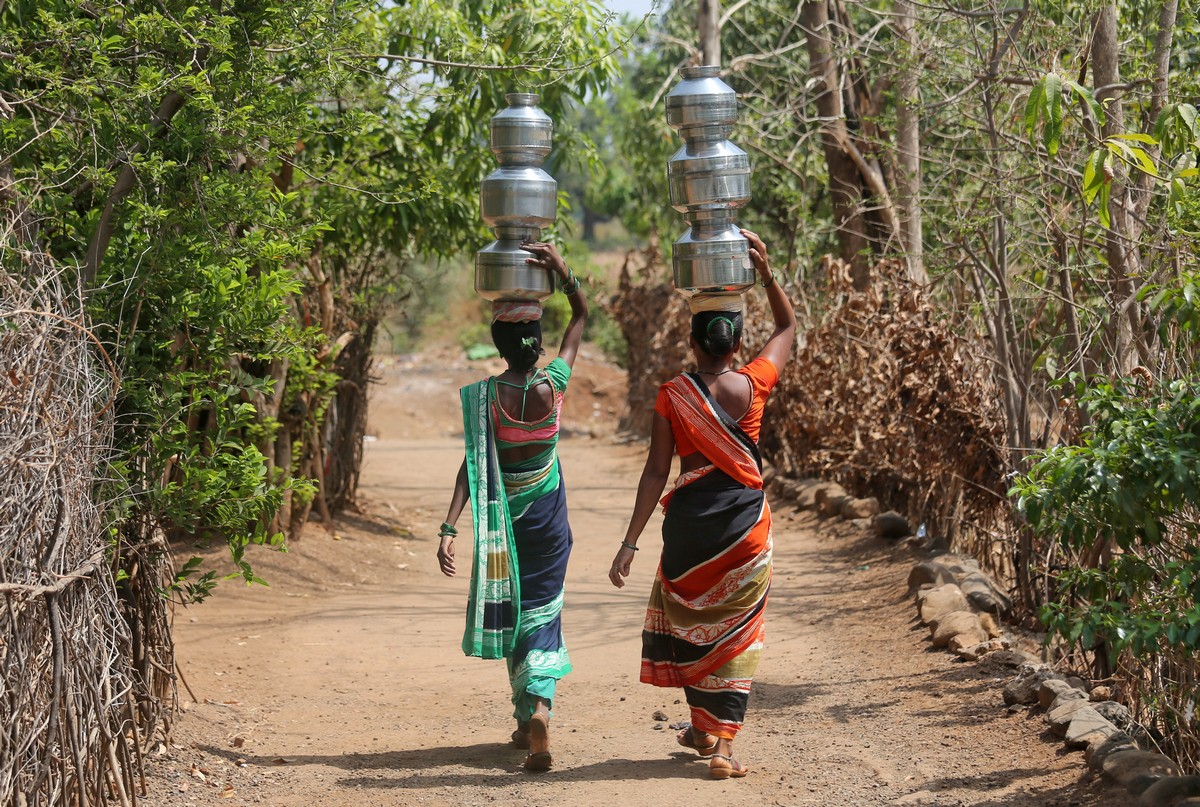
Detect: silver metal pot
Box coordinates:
(665, 66, 755, 296)
(672, 220, 753, 293)
(666, 65, 738, 140)
(667, 139, 751, 213)
(480, 166, 557, 229)
(490, 93, 553, 165)
(475, 235, 556, 302)
(475, 94, 557, 301)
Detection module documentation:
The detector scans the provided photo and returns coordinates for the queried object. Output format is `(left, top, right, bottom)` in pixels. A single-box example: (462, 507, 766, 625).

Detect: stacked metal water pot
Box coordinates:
(475, 93, 557, 301)
(666, 66, 755, 296)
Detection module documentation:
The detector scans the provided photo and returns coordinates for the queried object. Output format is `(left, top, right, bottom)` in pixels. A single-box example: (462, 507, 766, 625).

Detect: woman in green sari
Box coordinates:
(438, 241, 587, 772)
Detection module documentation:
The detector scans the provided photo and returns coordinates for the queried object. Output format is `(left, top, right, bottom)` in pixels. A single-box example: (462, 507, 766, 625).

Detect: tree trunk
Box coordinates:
(1092, 5, 1141, 375)
(894, 0, 926, 284)
(1134, 0, 1178, 223)
(800, 0, 871, 287)
(699, 0, 720, 66)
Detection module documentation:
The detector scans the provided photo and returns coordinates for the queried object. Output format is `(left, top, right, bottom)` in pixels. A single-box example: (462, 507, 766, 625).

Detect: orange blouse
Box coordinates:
(654, 356, 779, 457)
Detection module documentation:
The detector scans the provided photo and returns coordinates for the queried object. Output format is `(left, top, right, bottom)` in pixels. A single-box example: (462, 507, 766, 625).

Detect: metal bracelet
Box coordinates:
(620, 541, 639, 552)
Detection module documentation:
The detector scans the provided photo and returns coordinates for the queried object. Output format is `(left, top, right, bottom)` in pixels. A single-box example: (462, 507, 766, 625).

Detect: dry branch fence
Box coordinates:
(0, 269, 168, 807)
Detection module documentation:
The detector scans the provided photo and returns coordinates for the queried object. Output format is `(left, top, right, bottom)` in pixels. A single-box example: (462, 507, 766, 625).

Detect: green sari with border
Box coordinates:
(459, 360, 574, 720)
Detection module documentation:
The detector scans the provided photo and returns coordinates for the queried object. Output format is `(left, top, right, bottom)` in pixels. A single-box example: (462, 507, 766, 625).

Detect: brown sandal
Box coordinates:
(676, 726, 718, 757)
(523, 713, 552, 772)
(708, 753, 749, 780)
(511, 728, 530, 749)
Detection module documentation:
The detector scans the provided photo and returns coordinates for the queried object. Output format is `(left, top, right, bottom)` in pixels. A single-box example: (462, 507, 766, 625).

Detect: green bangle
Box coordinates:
(759, 272, 776, 288)
(562, 273, 580, 295)
(621, 541, 639, 552)
(439, 522, 457, 537)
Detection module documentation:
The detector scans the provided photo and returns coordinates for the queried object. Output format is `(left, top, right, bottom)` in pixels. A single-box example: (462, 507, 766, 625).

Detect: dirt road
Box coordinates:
(147, 355, 1125, 807)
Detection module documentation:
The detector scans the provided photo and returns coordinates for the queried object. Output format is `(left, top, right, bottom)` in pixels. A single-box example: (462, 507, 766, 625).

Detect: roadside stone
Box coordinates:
(979, 650, 1037, 676)
(1101, 750, 1181, 788)
(935, 554, 981, 580)
(1137, 775, 1200, 806)
(1046, 697, 1093, 736)
(951, 638, 1009, 662)
(948, 629, 990, 654)
(1093, 700, 1132, 728)
(917, 583, 968, 624)
(1065, 675, 1090, 692)
(1091, 685, 1114, 701)
(909, 562, 955, 593)
(841, 496, 880, 520)
(813, 483, 849, 516)
(1002, 663, 1056, 706)
(1131, 775, 1165, 796)
(926, 605, 969, 633)
(1063, 708, 1118, 748)
(1048, 690, 1088, 711)
(959, 571, 1013, 616)
(1037, 677, 1078, 711)
(818, 495, 850, 518)
(931, 611, 983, 648)
(1086, 732, 1140, 771)
(792, 478, 825, 509)
(952, 641, 988, 662)
(874, 510, 910, 539)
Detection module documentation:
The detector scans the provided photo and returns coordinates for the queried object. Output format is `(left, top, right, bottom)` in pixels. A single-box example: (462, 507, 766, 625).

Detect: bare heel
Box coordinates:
(524, 713, 552, 772)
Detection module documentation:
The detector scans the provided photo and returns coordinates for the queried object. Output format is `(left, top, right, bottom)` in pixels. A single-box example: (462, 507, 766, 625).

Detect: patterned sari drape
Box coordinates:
(641, 373, 772, 739)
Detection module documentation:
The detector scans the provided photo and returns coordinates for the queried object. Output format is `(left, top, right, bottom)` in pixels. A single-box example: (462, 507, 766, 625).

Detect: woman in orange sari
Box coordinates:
(609, 230, 795, 780)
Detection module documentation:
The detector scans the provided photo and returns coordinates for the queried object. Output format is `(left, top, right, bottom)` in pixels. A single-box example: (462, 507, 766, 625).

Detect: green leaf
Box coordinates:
(1111, 133, 1159, 145)
(1066, 79, 1104, 127)
(1106, 138, 1160, 177)
(1128, 146, 1160, 177)
(1043, 73, 1063, 156)
(1082, 149, 1107, 204)
(1024, 78, 1046, 146)
(1179, 103, 1198, 139)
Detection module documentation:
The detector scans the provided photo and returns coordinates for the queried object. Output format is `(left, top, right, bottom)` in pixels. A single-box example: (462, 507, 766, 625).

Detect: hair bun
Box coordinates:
(691, 311, 743, 358)
(491, 320, 543, 372)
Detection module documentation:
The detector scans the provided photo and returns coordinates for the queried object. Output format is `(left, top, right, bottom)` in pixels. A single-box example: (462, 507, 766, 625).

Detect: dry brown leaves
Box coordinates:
(608, 248, 691, 435)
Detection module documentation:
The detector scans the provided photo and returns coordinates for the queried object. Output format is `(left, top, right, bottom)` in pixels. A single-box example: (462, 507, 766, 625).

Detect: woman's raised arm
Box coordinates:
(742, 229, 796, 370)
(521, 241, 588, 368)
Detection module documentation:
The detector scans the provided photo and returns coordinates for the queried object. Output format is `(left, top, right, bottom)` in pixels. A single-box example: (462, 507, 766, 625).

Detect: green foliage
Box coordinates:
(1, 0, 622, 601)
(1015, 377, 1200, 550)
(1014, 374, 1200, 668)
(2, 0, 364, 598)
(1155, 103, 1200, 217)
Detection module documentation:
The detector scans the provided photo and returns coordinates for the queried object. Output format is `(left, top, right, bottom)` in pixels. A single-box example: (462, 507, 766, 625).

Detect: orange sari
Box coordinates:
(641, 360, 776, 739)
